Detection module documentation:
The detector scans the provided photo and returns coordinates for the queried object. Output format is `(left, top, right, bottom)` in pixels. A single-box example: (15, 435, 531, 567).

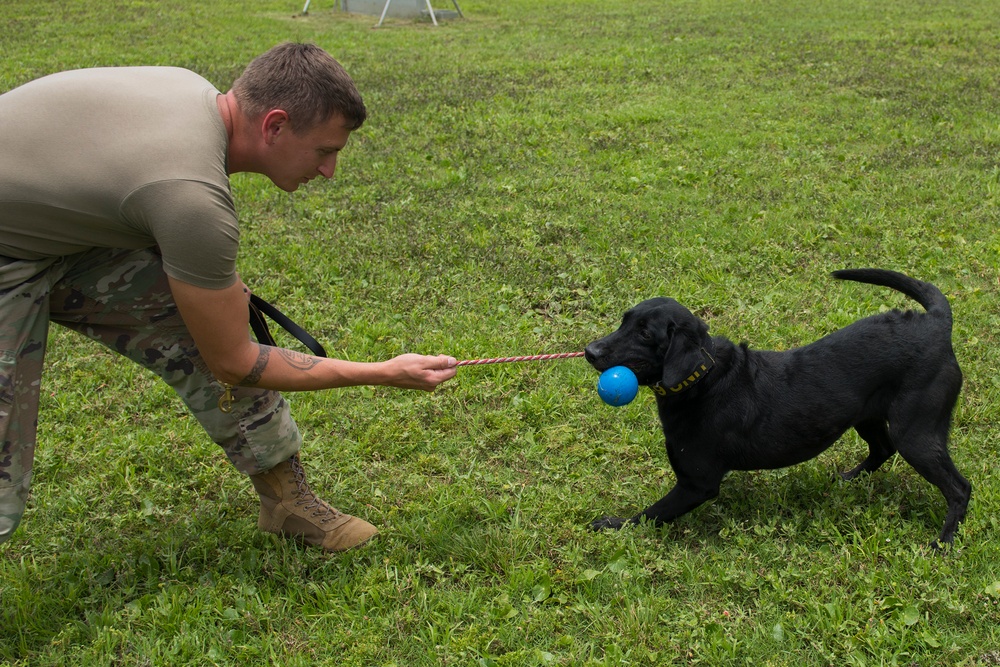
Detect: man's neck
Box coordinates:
(217, 90, 252, 175)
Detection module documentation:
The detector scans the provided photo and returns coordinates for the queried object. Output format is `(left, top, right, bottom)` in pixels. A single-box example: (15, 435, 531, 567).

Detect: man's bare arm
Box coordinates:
(168, 277, 457, 391)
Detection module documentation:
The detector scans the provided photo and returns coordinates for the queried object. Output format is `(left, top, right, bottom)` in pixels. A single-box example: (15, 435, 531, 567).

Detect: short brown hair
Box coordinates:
(232, 42, 367, 131)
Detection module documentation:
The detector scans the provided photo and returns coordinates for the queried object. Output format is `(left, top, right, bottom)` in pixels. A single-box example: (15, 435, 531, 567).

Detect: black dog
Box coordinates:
(585, 269, 971, 547)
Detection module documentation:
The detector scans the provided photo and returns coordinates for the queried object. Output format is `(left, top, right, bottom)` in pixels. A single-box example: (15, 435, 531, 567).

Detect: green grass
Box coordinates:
(3, 0, 1000, 664)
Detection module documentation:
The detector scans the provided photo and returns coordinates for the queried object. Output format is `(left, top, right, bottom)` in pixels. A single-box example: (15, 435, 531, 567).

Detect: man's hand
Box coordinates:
(378, 353, 458, 391)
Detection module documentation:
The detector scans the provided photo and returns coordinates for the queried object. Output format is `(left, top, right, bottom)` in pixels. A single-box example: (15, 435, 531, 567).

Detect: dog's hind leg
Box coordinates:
(889, 393, 971, 546)
(893, 432, 971, 546)
(841, 419, 896, 481)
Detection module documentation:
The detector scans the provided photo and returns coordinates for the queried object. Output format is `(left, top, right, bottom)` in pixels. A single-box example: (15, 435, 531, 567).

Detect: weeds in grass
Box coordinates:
(2, 0, 1000, 665)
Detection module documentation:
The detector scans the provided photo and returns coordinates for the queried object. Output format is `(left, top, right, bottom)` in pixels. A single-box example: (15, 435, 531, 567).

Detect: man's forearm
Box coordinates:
(235, 345, 347, 390)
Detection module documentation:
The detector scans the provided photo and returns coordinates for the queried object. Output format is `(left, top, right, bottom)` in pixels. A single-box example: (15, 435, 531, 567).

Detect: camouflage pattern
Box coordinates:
(0, 247, 301, 544)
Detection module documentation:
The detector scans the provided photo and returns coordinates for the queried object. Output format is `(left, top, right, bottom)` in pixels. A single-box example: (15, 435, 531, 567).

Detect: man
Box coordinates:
(0, 43, 457, 552)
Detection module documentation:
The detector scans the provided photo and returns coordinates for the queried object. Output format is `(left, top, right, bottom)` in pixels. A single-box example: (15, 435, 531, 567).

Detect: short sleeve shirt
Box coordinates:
(0, 67, 238, 289)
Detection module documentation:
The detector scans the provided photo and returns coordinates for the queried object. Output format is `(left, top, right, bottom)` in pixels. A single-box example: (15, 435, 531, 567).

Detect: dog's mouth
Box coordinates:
(585, 343, 653, 380)
(628, 362, 658, 385)
(589, 358, 651, 378)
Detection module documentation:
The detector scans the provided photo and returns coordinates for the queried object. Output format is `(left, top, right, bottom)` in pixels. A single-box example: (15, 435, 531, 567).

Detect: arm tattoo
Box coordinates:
(238, 346, 271, 386)
(277, 348, 321, 371)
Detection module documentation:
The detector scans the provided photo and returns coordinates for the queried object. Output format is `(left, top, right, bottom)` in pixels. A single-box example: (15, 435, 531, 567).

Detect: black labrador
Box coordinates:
(585, 269, 971, 547)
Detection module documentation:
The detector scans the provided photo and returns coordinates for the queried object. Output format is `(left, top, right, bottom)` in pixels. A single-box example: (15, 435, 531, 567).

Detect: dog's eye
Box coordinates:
(639, 328, 653, 341)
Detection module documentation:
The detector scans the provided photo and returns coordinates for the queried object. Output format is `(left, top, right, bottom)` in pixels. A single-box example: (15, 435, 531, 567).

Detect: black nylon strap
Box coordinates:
(248, 293, 327, 358)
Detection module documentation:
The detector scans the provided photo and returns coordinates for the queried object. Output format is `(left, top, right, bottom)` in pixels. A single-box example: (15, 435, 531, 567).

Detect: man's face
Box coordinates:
(264, 113, 353, 192)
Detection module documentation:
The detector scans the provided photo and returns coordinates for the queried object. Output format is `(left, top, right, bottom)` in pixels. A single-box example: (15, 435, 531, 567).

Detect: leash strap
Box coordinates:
(248, 293, 327, 358)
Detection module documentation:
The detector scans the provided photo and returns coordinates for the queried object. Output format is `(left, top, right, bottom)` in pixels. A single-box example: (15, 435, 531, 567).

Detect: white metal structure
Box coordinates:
(301, 0, 462, 27)
(377, 0, 462, 27)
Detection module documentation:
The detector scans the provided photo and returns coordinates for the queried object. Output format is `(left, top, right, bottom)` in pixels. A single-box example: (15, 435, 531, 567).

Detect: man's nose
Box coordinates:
(318, 156, 337, 179)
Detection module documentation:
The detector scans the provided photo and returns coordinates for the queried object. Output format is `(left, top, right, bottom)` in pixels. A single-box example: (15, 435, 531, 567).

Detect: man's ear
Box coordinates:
(261, 109, 290, 145)
(660, 320, 710, 392)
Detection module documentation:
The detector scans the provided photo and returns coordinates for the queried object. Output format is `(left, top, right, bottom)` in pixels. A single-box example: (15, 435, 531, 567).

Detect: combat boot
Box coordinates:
(249, 453, 378, 552)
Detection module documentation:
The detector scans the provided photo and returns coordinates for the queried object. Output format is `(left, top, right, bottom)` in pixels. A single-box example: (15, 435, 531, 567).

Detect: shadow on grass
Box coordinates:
(579, 460, 945, 549)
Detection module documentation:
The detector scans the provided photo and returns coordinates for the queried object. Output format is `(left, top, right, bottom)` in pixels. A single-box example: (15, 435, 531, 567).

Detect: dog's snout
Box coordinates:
(584, 343, 602, 365)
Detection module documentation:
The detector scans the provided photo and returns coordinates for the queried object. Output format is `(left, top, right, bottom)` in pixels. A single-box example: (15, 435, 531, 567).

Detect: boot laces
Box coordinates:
(287, 454, 342, 524)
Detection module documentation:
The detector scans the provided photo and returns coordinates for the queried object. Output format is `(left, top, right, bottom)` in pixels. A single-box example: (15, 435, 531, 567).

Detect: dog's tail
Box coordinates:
(832, 268, 951, 319)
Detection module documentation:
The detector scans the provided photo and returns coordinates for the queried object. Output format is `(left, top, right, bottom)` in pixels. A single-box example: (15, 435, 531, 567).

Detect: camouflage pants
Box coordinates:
(0, 247, 301, 544)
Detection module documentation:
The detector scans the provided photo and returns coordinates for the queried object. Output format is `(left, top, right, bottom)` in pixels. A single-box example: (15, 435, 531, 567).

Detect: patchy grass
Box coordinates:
(2, 0, 999, 665)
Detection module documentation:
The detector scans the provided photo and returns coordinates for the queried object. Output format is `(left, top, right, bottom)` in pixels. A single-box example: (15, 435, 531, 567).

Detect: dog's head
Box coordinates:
(585, 297, 713, 391)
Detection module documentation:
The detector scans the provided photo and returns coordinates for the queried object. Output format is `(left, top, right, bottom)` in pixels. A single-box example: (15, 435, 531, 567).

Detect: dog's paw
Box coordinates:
(589, 515, 627, 531)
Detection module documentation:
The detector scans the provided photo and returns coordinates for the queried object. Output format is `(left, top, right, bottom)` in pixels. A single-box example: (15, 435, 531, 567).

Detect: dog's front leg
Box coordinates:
(590, 479, 720, 531)
(632, 480, 721, 526)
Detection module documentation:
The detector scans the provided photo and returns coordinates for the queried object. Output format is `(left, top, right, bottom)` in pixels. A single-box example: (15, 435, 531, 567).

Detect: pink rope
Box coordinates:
(456, 351, 585, 366)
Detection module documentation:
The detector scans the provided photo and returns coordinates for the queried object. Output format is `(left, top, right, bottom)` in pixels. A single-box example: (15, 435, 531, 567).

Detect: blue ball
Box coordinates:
(597, 366, 639, 406)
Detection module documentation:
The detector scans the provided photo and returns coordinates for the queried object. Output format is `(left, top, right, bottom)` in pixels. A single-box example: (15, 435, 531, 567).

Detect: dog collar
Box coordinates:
(652, 347, 716, 396)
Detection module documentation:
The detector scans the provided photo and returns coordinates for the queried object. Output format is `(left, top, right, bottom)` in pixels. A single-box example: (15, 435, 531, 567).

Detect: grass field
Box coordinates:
(2, 0, 1000, 665)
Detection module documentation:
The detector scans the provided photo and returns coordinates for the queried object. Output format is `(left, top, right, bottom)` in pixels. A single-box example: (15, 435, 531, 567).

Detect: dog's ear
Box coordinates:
(661, 317, 711, 392)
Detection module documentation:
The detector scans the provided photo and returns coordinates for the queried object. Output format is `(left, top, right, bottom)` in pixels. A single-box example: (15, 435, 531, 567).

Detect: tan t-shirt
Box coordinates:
(0, 67, 238, 289)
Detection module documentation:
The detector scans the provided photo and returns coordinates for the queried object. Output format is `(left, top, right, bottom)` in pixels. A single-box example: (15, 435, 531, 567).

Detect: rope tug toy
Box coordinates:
(456, 351, 585, 366)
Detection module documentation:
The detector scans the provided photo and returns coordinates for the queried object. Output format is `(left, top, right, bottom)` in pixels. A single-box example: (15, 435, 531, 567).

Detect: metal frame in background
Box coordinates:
(301, 0, 340, 13)
(377, 0, 463, 27)
(301, 0, 463, 28)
